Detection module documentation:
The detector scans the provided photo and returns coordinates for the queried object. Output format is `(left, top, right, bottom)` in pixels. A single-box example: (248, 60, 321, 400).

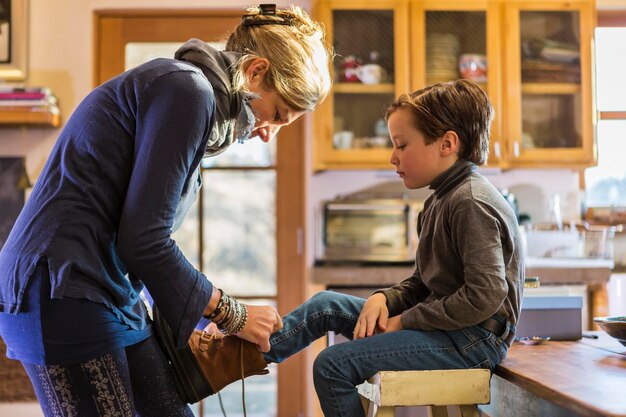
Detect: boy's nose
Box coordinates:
(389, 151, 398, 165)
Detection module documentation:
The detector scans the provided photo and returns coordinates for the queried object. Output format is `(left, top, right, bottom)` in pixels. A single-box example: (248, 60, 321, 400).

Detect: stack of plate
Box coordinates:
(426, 33, 460, 84)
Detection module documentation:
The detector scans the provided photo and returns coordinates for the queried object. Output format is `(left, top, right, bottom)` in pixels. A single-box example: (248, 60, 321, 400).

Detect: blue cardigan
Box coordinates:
(0, 58, 216, 349)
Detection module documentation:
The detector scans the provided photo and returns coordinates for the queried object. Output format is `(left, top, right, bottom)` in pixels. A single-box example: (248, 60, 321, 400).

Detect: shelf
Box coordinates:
(333, 83, 395, 94)
(521, 83, 582, 95)
(0, 106, 61, 127)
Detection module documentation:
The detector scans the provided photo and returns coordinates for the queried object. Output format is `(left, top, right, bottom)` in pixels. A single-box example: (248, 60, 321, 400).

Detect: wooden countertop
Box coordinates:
(312, 257, 613, 287)
(494, 332, 626, 417)
(311, 264, 413, 287)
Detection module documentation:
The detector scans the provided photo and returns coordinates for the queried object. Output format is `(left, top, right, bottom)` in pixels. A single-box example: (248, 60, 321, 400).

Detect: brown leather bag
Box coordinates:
(152, 306, 269, 404)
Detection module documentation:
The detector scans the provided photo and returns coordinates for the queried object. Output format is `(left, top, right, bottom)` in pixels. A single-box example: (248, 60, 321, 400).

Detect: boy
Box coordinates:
(212, 80, 524, 416)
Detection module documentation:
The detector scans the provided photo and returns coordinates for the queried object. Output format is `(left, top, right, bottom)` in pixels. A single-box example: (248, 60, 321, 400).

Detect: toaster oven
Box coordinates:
(316, 198, 423, 263)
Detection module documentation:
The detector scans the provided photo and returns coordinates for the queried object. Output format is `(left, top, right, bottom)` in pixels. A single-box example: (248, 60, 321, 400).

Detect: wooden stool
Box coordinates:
(357, 369, 491, 417)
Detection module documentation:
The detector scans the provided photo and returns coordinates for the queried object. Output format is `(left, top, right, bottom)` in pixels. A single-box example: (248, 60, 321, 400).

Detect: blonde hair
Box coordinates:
(226, 5, 332, 112)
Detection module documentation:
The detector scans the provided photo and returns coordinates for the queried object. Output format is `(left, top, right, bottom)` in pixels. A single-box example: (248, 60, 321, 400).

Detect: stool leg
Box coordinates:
(428, 405, 448, 417)
(360, 395, 370, 415)
(459, 405, 480, 417)
(374, 405, 395, 417)
(428, 406, 449, 417)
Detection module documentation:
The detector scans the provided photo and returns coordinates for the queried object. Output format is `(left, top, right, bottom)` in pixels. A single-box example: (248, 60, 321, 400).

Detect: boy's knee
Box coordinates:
(313, 347, 334, 382)
(309, 290, 341, 307)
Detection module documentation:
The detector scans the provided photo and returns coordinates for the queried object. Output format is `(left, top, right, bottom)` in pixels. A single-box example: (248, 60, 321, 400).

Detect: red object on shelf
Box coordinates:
(339, 55, 361, 83)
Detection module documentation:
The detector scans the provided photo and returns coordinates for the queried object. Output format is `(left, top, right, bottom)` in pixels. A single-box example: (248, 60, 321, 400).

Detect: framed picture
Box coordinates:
(0, 0, 27, 81)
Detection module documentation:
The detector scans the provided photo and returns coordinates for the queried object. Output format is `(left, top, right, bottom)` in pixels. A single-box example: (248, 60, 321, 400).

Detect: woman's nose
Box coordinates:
(270, 125, 283, 137)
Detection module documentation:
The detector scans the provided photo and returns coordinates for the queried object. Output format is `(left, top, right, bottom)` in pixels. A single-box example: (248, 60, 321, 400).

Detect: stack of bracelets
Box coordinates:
(206, 289, 248, 335)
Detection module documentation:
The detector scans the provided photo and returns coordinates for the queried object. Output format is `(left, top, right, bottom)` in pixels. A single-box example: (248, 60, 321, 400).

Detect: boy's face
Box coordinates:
(388, 108, 455, 189)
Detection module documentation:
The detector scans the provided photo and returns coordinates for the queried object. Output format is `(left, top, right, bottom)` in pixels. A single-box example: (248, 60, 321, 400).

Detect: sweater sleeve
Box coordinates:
(116, 69, 215, 348)
(400, 199, 509, 330)
(377, 265, 430, 317)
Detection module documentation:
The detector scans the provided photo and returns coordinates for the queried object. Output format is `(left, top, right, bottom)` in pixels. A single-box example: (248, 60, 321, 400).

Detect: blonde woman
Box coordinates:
(0, 5, 331, 416)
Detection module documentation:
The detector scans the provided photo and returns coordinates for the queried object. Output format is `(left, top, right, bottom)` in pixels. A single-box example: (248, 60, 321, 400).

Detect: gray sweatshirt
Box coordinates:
(380, 160, 524, 330)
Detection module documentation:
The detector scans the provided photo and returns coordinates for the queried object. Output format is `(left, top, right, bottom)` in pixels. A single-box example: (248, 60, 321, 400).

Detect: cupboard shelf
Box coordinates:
(521, 83, 582, 95)
(0, 107, 61, 127)
(333, 83, 396, 94)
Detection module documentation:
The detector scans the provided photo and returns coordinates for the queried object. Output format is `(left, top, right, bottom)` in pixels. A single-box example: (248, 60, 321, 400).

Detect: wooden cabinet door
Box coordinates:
(502, 0, 596, 168)
(313, 0, 410, 170)
(410, 0, 504, 167)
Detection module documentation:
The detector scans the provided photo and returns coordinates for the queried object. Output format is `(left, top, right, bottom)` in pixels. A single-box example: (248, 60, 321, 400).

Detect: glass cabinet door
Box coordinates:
(410, 1, 502, 166)
(313, 0, 410, 170)
(504, 1, 595, 166)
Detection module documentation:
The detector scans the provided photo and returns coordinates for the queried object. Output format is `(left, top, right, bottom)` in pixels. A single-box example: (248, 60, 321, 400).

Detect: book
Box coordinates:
(0, 92, 48, 100)
(0, 95, 57, 107)
(0, 86, 52, 94)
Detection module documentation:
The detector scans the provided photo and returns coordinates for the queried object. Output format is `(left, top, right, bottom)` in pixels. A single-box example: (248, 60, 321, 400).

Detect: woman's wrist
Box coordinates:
(203, 287, 222, 318)
(203, 288, 249, 335)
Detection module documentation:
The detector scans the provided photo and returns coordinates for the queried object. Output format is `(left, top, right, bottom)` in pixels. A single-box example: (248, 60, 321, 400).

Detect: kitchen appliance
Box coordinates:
(516, 295, 583, 340)
(316, 196, 424, 263)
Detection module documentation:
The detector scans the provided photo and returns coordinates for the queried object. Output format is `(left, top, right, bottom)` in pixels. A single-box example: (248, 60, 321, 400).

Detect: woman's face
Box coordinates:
(245, 59, 306, 143)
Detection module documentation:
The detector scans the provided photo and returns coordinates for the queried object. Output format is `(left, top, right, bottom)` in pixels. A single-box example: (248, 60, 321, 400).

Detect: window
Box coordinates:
(584, 15, 626, 208)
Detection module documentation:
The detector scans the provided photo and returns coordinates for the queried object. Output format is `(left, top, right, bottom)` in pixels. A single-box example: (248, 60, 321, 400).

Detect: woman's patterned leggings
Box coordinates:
(21, 334, 194, 417)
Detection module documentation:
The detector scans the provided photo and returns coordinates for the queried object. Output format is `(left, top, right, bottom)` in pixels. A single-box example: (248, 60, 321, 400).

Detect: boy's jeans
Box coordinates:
(264, 291, 513, 417)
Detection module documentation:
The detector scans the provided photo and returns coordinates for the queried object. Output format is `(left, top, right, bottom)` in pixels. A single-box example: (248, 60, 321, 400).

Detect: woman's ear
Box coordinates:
(439, 130, 460, 157)
(245, 58, 270, 84)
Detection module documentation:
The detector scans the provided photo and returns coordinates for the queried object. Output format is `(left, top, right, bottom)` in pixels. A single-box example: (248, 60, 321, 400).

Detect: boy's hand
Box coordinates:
(354, 293, 389, 339)
(381, 315, 403, 333)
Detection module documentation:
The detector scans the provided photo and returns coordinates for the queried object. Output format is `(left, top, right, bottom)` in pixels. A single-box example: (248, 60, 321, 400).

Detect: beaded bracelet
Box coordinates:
(220, 298, 248, 335)
(206, 290, 226, 320)
(206, 289, 249, 335)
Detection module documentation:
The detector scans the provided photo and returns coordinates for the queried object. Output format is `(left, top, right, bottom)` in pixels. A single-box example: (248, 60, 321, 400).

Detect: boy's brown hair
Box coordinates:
(385, 79, 494, 165)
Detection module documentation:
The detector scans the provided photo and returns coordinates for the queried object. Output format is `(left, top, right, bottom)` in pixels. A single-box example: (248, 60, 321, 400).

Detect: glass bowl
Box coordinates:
(593, 316, 626, 346)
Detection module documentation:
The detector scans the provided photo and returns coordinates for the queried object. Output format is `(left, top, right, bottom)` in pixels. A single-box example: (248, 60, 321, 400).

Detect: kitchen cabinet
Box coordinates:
(313, 0, 410, 170)
(500, 1, 595, 168)
(312, 0, 596, 170)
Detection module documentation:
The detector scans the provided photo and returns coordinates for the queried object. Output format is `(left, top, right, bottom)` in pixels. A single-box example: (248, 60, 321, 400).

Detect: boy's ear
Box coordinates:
(439, 130, 460, 157)
(245, 58, 270, 82)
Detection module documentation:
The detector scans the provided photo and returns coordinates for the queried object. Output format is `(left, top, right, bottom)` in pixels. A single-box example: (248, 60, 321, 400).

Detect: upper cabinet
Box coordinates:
(410, 0, 503, 167)
(313, 0, 411, 170)
(502, 1, 595, 168)
(312, 0, 596, 171)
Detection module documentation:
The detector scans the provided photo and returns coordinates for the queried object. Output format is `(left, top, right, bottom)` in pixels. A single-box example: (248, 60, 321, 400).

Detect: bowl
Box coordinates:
(593, 316, 626, 346)
(517, 336, 550, 345)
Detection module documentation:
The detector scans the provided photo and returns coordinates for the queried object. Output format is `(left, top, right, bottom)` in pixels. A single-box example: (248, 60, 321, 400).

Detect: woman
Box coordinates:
(0, 5, 331, 416)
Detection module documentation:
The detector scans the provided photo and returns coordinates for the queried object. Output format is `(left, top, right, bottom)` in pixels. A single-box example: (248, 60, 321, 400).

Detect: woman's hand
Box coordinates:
(202, 321, 224, 339)
(238, 304, 283, 352)
(353, 293, 389, 339)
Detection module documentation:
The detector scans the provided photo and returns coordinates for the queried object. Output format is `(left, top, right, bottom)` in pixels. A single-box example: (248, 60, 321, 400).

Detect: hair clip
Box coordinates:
(242, 4, 293, 27)
(259, 4, 277, 15)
